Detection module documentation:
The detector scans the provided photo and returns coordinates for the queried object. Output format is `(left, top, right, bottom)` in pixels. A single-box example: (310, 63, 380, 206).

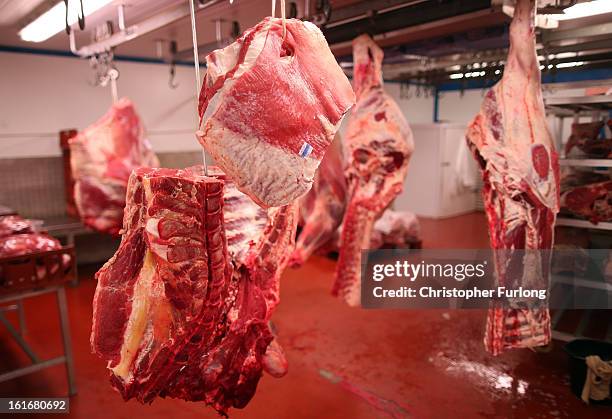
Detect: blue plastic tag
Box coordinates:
(299, 142, 313, 158)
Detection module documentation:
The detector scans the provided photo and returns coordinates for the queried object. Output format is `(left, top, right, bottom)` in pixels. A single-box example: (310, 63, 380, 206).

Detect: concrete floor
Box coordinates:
(0, 212, 607, 418)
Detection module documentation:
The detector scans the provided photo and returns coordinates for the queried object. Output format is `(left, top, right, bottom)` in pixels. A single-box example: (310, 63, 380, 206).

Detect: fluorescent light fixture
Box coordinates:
(556, 61, 585, 68)
(555, 52, 578, 60)
(19, 0, 113, 43)
(459, 71, 487, 79)
(549, 0, 612, 20)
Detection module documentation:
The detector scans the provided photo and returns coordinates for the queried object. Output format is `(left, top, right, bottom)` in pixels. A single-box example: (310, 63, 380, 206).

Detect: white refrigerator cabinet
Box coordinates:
(394, 123, 479, 218)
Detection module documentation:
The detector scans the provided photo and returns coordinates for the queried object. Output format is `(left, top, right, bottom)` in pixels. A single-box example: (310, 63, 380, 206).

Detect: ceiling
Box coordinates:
(0, 0, 610, 83)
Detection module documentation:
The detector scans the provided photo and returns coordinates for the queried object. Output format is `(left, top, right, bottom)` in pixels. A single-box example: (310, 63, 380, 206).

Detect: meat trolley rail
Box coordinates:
(0, 247, 77, 396)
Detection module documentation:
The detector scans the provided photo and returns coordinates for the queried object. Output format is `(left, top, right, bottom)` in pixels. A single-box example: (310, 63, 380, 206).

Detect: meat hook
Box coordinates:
(168, 63, 179, 89)
(63, 0, 85, 34)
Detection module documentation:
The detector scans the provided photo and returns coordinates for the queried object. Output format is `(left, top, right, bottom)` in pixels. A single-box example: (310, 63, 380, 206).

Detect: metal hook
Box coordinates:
(168, 40, 179, 89)
(108, 67, 119, 103)
(64, 0, 86, 34)
(64, 0, 70, 34)
(77, 0, 85, 30)
(231, 20, 240, 38)
(169, 63, 179, 89)
(289, 2, 298, 18)
(312, 0, 331, 27)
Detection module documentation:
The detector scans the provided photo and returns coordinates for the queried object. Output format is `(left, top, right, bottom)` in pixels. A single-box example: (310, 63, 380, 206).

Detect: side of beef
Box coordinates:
(465, 0, 560, 355)
(333, 34, 414, 306)
(91, 167, 229, 404)
(290, 134, 347, 267)
(69, 99, 159, 235)
(91, 166, 297, 414)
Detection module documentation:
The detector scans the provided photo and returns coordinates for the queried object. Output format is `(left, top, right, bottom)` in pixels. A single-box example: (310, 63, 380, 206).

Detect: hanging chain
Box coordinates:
(89, 50, 119, 103)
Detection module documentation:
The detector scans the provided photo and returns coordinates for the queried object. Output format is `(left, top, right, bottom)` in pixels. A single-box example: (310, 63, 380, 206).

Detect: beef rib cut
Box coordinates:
(91, 166, 297, 413)
(0, 232, 67, 280)
(0, 215, 35, 238)
(197, 17, 355, 208)
(465, 0, 560, 355)
(561, 180, 612, 223)
(69, 98, 159, 235)
(565, 121, 612, 158)
(333, 34, 414, 306)
(0, 233, 62, 258)
(290, 134, 347, 267)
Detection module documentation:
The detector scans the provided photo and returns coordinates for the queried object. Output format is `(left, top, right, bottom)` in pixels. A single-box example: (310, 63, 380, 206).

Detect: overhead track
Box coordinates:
(69, 0, 223, 57)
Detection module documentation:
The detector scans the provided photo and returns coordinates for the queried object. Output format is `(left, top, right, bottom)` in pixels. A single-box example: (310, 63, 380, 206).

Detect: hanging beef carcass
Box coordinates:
(91, 166, 297, 413)
(197, 17, 355, 208)
(69, 99, 159, 235)
(465, 0, 560, 355)
(290, 134, 347, 267)
(332, 34, 414, 306)
(561, 180, 612, 223)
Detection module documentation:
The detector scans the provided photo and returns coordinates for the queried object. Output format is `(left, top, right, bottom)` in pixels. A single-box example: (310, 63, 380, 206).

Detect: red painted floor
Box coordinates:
(0, 212, 608, 418)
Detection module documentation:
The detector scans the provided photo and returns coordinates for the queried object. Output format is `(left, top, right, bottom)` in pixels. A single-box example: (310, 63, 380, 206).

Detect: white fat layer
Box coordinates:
(145, 218, 160, 238)
(141, 178, 168, 260)
(149, 242, 168, 261)
(200, 122, 318, 207)
(302, 20, 321, 33)
(111, 251, 156, 380)
(318, 114, 338, 139)
(206, 42, 242, 86)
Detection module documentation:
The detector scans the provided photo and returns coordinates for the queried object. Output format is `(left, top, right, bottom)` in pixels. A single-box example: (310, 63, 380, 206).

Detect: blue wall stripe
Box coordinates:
(2, 44, 610, 89)
(0, 44, 198, 67)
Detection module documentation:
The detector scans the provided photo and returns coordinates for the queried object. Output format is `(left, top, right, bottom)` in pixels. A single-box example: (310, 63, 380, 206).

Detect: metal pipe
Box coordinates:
(57, 287, 77, 396)
(17, 299, 26, 335)
(215, 19, 222, 43)
(0, 357, 66, 383)
(0, 312, 39, 363)
(118, 4, 126, 32)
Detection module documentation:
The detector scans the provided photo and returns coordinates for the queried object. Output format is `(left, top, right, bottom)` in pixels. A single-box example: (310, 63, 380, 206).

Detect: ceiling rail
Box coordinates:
(69, 0, 222, 58)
